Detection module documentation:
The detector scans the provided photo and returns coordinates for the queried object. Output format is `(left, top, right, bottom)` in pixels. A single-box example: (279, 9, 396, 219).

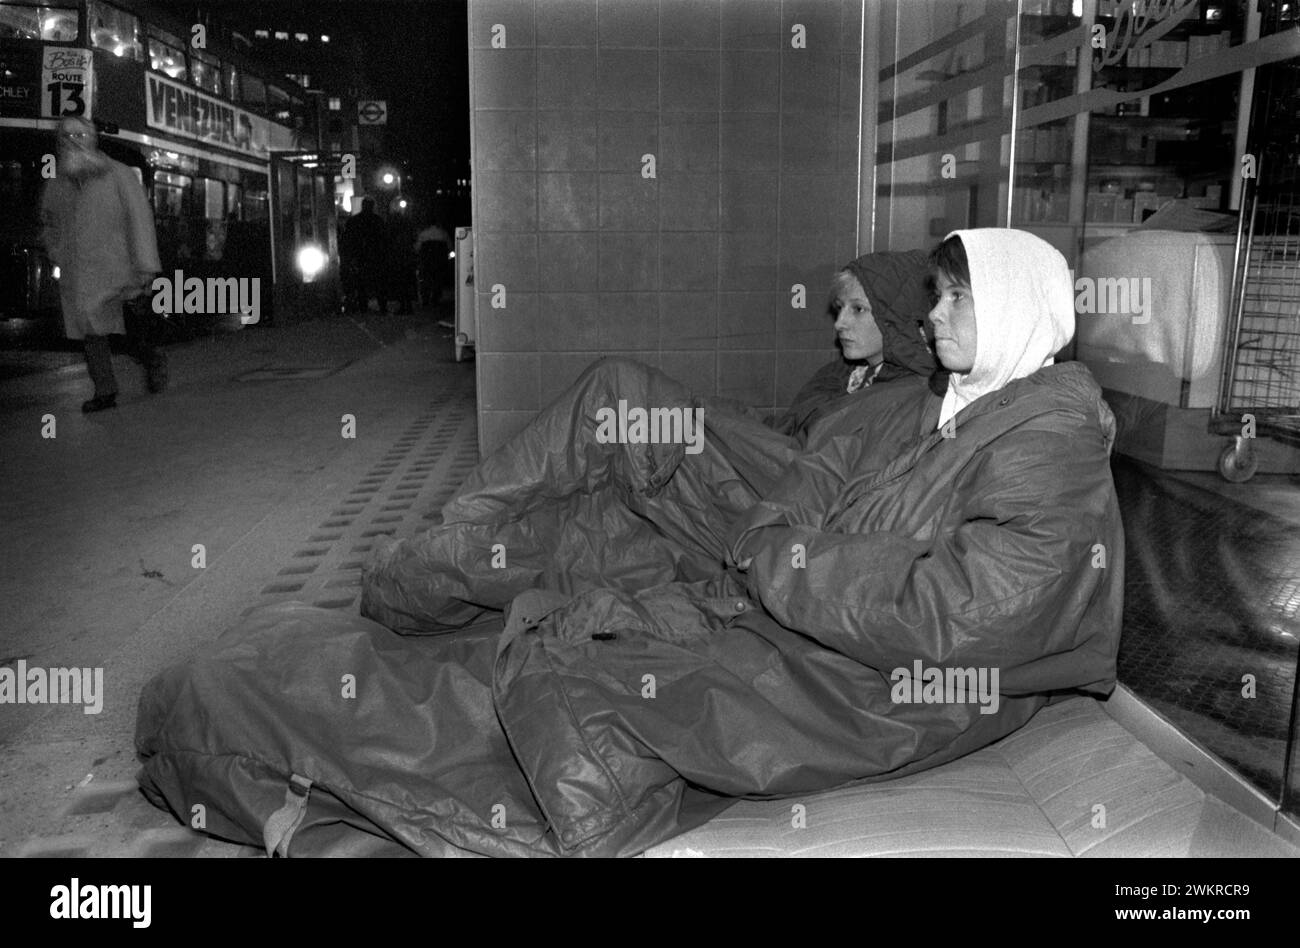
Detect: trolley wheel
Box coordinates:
(1217, 441, 1258, 483)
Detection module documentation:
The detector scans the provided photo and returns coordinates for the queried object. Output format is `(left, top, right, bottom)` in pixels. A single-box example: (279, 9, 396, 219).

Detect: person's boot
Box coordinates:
(82, 394, 117, 413)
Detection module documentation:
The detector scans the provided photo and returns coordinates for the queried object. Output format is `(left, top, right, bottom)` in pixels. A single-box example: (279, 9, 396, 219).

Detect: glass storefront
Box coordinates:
(867, 0, 1300, 825)
(867, 0, 1294, 264)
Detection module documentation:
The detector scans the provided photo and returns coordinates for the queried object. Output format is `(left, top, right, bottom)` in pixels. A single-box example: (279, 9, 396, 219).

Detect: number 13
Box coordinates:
(46, 81, 86, 117)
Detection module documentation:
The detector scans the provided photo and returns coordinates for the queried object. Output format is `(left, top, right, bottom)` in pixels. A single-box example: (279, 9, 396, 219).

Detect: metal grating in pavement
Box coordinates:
(233, 362, 353, 382)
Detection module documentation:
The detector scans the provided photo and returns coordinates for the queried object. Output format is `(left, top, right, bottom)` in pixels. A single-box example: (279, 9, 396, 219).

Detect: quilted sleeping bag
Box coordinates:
(136, 236, 1124, 857)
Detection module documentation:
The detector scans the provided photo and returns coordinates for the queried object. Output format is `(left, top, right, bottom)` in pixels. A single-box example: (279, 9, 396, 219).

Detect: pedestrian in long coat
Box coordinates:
(40, 116, 162, 412)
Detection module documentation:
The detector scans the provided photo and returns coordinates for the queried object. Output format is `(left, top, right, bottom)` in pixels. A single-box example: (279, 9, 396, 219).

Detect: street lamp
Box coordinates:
(376, 166, 404, 215)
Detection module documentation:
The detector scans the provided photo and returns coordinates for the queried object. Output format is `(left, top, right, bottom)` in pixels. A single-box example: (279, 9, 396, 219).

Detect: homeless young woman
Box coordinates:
(357, 249, 940, 635)
(135, 229, 1123, 857)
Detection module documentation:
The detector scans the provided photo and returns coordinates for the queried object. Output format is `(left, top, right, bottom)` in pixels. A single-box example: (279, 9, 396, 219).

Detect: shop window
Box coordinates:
(0, 3, 78, 41)
(239, 72, 267, 113)
(267, 84, 293, 123)
(148, 28, 187, 82)
(88, 2, 142, 60)
(297, 169, 315, 241)
(190, 49, 222, 97)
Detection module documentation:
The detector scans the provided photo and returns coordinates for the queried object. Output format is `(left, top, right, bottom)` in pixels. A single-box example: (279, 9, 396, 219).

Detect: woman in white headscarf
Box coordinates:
(929, 228, 1076, 428)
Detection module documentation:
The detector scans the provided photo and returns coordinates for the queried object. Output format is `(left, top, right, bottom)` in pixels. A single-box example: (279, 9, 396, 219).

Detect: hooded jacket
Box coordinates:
(773, 249, 937, 441)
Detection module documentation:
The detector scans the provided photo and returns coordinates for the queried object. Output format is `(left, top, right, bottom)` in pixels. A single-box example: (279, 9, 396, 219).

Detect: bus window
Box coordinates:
(200, 178, 225, 260)
(148, 27, 187, 81)
(190, 49, 222, 97)
(88, 2, 142, 61)
(223, 62, 238, 103)
(0, 159, 29, 228)
(153, 170, 190, 219)
(201, 178, 224, 221)
(0, 3, 78, 41)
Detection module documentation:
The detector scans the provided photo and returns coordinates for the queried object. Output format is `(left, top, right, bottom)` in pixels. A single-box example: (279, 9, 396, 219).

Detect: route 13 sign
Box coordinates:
(41, 46, 93, 120)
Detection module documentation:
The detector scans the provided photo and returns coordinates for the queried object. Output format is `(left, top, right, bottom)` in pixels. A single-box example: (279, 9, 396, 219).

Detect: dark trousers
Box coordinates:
(346, 265, 387, 314)
(393, 264, 415, 313)
(83, 303, 166, 398)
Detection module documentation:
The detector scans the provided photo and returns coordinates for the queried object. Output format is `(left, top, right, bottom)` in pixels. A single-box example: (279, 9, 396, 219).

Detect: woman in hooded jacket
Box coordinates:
(772, 249, 944, 444)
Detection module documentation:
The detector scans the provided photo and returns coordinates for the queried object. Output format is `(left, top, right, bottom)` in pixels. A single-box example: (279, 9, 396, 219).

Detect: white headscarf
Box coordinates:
(937, 228, 1076, 428)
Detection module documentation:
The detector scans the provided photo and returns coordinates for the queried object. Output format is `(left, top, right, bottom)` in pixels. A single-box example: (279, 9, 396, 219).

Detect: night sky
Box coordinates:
(192, 0, 470, 222)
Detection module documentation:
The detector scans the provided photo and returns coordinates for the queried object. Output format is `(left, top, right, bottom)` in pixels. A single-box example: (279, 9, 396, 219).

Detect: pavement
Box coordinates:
(0, 302, 478, 857)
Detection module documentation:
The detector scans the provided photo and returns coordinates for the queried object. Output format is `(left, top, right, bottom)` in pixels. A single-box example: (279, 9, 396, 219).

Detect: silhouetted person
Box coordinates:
(40, 117, 163, 413)
(222, 211, 273, 324)
(340, 196, 387, 314)
(388, 207, 417, 314)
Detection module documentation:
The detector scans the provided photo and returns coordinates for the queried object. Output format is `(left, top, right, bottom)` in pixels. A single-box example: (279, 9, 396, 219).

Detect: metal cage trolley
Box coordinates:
(1213, 54, 1300, 483)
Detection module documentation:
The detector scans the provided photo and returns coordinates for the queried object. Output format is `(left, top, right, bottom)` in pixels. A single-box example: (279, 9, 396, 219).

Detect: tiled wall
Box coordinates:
(469, 0, 864, 453)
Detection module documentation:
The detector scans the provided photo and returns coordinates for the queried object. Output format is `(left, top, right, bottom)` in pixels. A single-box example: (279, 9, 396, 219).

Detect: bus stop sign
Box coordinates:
(357, 100, 387, 125)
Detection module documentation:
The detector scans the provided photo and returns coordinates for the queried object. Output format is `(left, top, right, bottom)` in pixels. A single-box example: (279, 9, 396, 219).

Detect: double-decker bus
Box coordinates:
(0, 0, 338, 335)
